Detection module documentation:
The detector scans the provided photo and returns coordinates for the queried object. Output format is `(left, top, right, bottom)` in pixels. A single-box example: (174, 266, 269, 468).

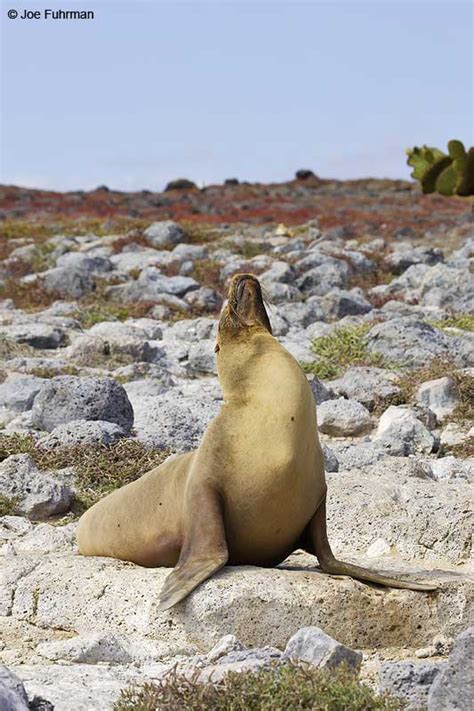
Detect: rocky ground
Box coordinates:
(0, 178, 473, 709)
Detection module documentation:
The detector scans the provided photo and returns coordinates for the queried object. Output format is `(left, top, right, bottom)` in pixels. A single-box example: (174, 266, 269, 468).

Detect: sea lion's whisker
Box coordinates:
(259, 283, 272, 304)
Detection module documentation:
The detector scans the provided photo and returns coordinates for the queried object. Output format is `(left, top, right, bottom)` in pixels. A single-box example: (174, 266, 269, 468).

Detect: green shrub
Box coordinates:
(114, 663, 406, 711)
(429, 314, 474, 333)
(302, 324, 383, 380)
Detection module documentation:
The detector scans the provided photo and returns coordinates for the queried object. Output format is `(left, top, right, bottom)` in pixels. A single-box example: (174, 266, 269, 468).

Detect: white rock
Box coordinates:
(284, 626, 362, 670)
(0, 455, 73, 520)
(9, 523, 77, 555)
(366, 538, 391, 558)
(329, 367, 400, 411)
(416, 377, 458, 420)
(206, 635, 247, 663)
(36, 632, 163, 665)
(440, 422, 470, 447)
(12, 663, 144, 711)
(144, 220, 184, 248)
(0, 376, 45, 414)
(430, 456, 473, 483)
(37, 420, 126, 449)
(0, 665, 30, 710)
(376, 406, 436, 455)
(317, 398, 372, 436)
(186, 340, 217, 376)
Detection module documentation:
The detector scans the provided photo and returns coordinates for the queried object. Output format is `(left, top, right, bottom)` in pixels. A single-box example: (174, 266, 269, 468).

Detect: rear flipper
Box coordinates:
(305, 495, 437, 592)
(158, 482, 228, 610)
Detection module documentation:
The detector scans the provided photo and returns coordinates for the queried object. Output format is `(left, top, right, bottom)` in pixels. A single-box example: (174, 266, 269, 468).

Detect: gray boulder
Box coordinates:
(130, 388, 221, 451)
(265, 312, 290, 337)
(279, 337, 314, 363)
(172, 242, 208, 260)
(259, 260, 297, 284)
(307, 374, 335, 405)
(0, 454, 73, 520)
(297, 258, 350, 296)
(430, 456, 473, 483)
(37, 420, 126, 449)
(144, 220, 184, 248)
(320, 288, 372, 319)
(0, 375, 45, 413)
(329, 367, 401, 411)
(416, 377, 458, 421)
(370, 264, 431, 303)
(55, 252, 112, 274)
(109, 246, 173, 273)
(0, 665, 29, 711)
(367, 318, 455, 366)
(42, 265, 95, 298)
(88, 320, 163, 342)
(184, 287, 222, 312)
(317, 398, 372, 436)
(329, 440, 386, 470)
(428, 627, 474, 710)
(419, 264, 474, 313)
(379, 661, 440, 709)
(0, 323, 67, 350)
(198, 646, 283, 682)
(123, 377, 174, 402)
(36, 632, 162, 665)
(321, 443, 339, 473)
(277, 300, 325, 328)
(139, 267, 199, 296)
(31, 376, 134, 433)
(284, 626, 362, 671)
(385, 244, 444, 274)
(161, 317, 217, 342)
(260, 281, 302, 303)
(106, 273, 198, 305)
(186, 340, 217, 376)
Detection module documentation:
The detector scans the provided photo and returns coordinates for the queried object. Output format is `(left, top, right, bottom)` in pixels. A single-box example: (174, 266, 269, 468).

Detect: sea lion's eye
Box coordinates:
(214, 344, 220, 353)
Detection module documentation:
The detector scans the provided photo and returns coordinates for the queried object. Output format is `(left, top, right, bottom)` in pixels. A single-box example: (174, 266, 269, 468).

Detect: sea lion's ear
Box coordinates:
(214, 343, 220, 353)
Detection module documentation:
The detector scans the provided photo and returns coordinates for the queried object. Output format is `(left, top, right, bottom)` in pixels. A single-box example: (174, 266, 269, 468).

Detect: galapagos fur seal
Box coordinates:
(76, 273, 436, 609)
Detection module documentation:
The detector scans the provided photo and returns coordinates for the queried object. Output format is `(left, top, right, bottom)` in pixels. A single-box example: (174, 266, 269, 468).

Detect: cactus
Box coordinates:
(406, 140, 474, 197)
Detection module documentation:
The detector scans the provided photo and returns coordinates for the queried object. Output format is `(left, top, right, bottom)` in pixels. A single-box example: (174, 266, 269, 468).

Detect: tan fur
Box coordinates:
(77, 273, 436, 607)
(76, 329, 325, 568)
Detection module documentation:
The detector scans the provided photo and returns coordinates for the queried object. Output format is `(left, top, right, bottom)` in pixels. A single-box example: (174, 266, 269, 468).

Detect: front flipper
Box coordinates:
(158, 483, 228, 610)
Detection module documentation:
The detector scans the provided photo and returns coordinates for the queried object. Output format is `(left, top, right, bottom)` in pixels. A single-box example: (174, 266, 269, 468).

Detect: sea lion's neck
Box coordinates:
(217, 332, 300, 404)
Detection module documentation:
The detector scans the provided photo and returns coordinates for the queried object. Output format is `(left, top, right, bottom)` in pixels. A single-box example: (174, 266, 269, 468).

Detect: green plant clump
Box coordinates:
(430, 314, 474, 333)
(406, 139, 474, 196)
(303, 324, 382, 380)
(114, 664, 406, 711)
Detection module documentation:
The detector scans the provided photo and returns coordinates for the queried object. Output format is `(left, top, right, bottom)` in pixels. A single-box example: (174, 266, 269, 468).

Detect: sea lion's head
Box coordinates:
(216, 274, 273, 395)
(218, 274, 272, 343)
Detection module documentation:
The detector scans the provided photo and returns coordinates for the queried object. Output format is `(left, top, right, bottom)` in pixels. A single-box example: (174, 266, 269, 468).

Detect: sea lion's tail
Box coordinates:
(308, 496, 438, 592)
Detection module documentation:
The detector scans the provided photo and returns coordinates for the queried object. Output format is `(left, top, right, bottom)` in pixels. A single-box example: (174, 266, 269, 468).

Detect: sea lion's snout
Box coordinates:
(220, 273, 272, 334)
(232, 273, 260, 303)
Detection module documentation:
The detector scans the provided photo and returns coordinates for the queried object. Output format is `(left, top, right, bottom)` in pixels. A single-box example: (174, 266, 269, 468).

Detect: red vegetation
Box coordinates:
(0, 178, 470, 242)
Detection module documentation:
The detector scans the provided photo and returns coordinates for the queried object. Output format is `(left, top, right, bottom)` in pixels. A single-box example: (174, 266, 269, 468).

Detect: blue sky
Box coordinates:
(1, 0, 472, 191)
